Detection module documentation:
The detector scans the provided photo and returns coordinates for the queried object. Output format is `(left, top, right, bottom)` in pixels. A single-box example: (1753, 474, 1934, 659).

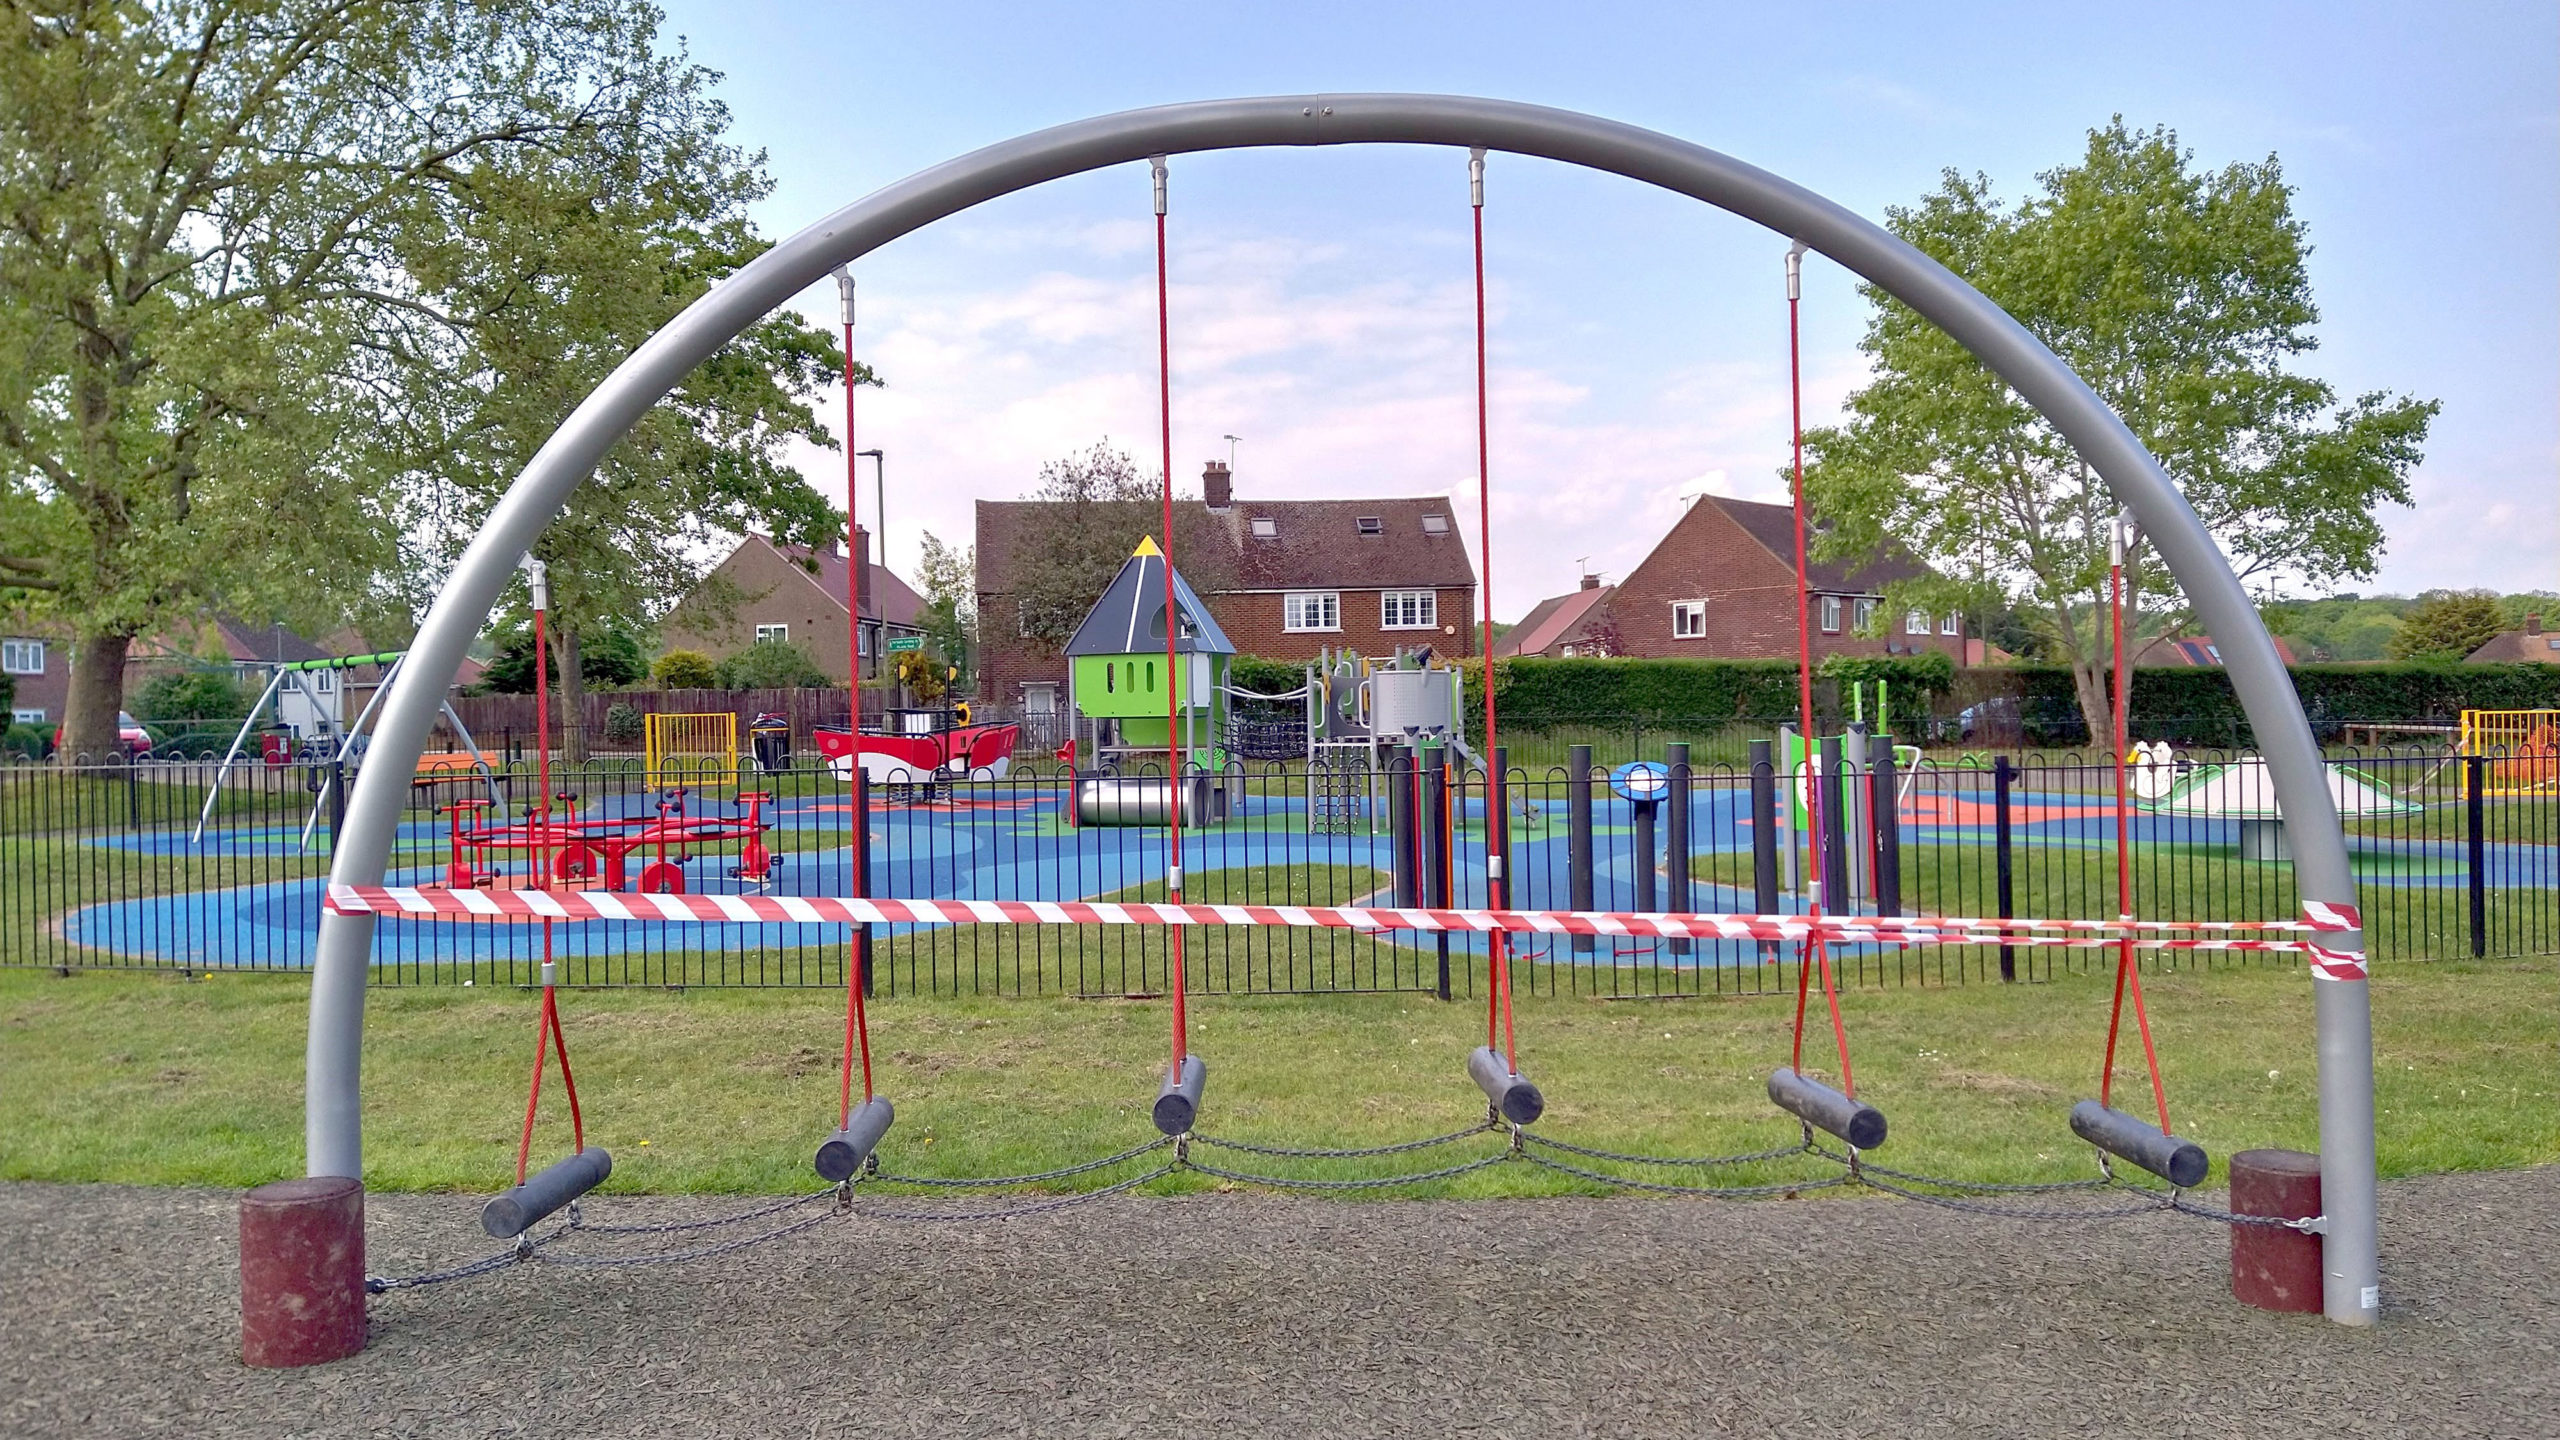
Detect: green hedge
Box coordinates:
(1962, 662, 2560, 745)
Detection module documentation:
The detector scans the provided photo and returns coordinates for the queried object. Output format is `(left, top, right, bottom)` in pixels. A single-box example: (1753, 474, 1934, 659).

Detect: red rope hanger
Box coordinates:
(2102, 512, 2172, 1132)
(1470, 149, 1519, 1076)
(836, 269, 877, 1128)
(1782, 242, 1859, 1099)
(514, 560, 583, 1184)
(1153, 156, 1191, 1077)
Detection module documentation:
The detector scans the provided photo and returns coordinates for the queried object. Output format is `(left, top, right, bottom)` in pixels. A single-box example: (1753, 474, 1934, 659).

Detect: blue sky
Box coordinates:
(657, 0, 2557, 620)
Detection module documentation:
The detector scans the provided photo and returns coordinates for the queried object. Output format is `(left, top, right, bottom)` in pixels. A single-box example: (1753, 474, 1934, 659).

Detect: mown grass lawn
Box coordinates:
(3, 953, 2550, 1200)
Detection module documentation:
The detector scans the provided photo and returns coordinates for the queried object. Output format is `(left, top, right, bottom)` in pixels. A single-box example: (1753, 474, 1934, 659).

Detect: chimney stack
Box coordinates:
(1579, 572, 1601, 591)
(1202, 459, 1232, 511)
(2529, 613, 2543, 636)
(852, 525, 873, 617)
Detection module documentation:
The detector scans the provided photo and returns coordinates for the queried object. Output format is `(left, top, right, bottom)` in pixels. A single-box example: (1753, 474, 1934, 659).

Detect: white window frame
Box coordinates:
(1819, 595, 1842, 634)
(1907, 609, 1932, 636)
(1249, 517, 1279, 539)
(1853, 597, 1877, 632)
(1420, 514, 1450, 534)
(1379, 590, 1436, 630)
(755, 622, 789, 644)
(12, 707, 44, 724)
(1, 638, 43, 675)
(1941, 613, 1962, 636)
(1283, 591, 1341, 633)
(1671, 600, 1707, 640)
(312, 669, 337, 694)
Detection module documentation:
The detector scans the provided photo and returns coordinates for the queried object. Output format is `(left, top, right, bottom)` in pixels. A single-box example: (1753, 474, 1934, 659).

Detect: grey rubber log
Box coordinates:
(2071, 1099, 2209, 1188)
(1768, 1067, 1887, 1150)
(814, 1096, 897, 1183)
(1153, 1054, 1208, 1136)
(481, 1148, 612, 1239)
(1468, 1045, 1545, 1125)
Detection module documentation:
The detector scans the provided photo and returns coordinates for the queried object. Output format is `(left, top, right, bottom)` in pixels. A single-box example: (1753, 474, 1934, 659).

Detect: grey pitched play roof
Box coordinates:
(1063, 539, 1236, 657)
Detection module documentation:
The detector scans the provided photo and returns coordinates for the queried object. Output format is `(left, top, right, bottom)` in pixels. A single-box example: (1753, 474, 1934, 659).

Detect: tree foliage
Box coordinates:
(913, 530, 975, 688)
(1008, 442, 1237, 650)
(2386, 589, 2512, 662)
(712, 638, 830, 690)
(1798, 119, 2436, 742)
(482, 618, 644, 694)
(651, 649, 718, 690)
(0, 0, 855, 763)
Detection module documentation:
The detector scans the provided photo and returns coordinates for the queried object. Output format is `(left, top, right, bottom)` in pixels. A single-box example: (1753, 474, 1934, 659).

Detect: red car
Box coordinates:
(54, 711, 153, 758)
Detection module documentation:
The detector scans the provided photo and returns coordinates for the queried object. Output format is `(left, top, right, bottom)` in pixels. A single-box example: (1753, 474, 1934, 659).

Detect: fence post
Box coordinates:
(1568, 743, 1594, 955)
(1424, 745, 1452, 1001)
(1488, 745, 1511, 1000)
(1665, 742, 1691, 957)
(1749, 739, 1779, 966)
(854, 767, 875, 996)
(1389, 747, 1418, 909)
(1818, 734, 1849, 918)
(1994, 754, 2017, 982)
(2466, 755, 2487, 959)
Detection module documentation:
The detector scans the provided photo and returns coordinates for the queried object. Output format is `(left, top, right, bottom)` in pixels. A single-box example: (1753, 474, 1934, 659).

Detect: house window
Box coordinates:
(1284, 592, 1340, 632)
(1, 638, 43, 675)
(1671, 600, 1707, 639)
(1853, 598, 1877, 632)
(1017, 600, 1036, 638)
(1249, 517, 1279, 539)
(1819, 595, 1842, 634)
(1420, 514, 1450, 534)
(1380, 591, 1436, 630)
(312, 669, 337, 694)
(1941, 613, 1962, 636)
(11, 708, 42, 724)
(756, 623, 789, 644)
(1355, 516, 1384, 536)
(1907, 609, 1931, 636)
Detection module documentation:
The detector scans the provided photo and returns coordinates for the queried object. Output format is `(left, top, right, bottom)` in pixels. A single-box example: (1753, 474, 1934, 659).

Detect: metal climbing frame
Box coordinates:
(308, 95, 2378, 1326)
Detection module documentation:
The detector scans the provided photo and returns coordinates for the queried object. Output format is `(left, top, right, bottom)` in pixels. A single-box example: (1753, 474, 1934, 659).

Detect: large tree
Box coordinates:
(1799, 120, 2436, 740)
(1009, 441, 1236, 650)
(0, 0, 849, 764)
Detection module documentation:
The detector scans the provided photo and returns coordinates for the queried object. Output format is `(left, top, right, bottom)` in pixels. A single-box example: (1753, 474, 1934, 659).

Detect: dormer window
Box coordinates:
(1249, 517, 1279, 539)
(1420, 514, 1450, 535)
(1355, 516, 1384, 536)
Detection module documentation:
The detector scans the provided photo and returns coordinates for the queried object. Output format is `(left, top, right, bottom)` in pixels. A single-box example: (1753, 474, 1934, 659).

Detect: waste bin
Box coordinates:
(750, 712, 791, 773)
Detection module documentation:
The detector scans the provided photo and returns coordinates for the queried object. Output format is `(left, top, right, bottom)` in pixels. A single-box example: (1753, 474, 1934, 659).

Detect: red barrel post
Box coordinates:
(240, 1177, 368, 1367)
(2230, 1148, 2323, 1313)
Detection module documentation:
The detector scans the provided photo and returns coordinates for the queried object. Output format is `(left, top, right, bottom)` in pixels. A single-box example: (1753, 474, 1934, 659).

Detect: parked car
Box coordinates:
(54, 711, 154, 758)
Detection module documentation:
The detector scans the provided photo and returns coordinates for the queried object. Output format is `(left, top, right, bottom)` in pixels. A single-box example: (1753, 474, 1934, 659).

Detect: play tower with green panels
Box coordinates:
(1064, 536, 1236, 772)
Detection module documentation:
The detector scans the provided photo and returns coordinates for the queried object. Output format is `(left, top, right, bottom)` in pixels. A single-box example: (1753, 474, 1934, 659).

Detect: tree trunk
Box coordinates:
(555, 625, 590, 764)
(59, 630, 135, 765)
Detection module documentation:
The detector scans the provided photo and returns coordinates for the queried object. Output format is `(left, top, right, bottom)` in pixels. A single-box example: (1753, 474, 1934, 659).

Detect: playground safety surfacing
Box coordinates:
(5, 1169, 2552, 1437)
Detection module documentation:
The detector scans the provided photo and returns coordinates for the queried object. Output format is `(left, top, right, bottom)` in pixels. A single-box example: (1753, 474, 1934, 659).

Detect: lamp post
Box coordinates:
(858, 448, 885, 575)
(1221, 433, 1240, 472)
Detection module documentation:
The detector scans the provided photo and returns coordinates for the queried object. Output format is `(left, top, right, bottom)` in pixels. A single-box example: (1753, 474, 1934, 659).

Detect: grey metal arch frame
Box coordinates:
(309, 95, 2379, 1325)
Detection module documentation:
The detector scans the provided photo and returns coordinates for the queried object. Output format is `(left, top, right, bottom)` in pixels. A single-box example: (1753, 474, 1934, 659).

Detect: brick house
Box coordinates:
(5, 614, 363, 734)
(660, 531, 924, 683)
(1497, 492, 1965, 662)
(2465, 613, 2560, 664)
(976, 461, 1478, 720)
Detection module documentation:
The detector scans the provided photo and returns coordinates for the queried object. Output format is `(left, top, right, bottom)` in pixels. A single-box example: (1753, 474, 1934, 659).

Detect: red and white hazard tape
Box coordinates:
(324, 884, 2364, 961)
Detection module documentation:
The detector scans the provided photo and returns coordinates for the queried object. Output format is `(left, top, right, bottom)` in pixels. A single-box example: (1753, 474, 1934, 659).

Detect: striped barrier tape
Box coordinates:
(324, 885, 2361, 956)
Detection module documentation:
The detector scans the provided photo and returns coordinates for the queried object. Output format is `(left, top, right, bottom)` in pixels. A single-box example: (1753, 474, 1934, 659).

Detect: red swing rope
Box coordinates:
(1783, 244, 1858, 1097)
(837, 275, 876, 1125)
(2100, 522, 2172, 1130)
(1153, 157, 1190, 1074)
(1470, 151, 1518, 1074)
(514, 571, 583, 1183)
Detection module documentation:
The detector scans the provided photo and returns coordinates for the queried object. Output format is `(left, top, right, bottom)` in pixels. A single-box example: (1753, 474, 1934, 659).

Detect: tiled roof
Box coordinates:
(1497, 585, 1614, 657)
(766, 537, 925, 627)
(975, 495, 1475, 598)
(1703, 494, 1935, 595)
(2465, 627, 2560, 663)
(1222, 498, 1476, 590)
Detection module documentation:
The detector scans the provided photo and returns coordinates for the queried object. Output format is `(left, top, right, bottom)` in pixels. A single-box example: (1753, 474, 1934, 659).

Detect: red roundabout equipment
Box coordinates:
(438, 788, 780, 896)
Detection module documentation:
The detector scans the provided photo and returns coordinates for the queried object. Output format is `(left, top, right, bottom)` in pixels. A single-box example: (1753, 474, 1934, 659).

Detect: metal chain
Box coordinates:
(1524, 1132, 1812, 1169)
(566, 1187, 837, 1236)
(1520, 1149, 1854, 1199)
(1853, 1170, 2181, 1222)
(366, 1221, 571, 1293)
(1190, 1123, 1497, 1160)
(1182, 1152, 1516, 1192)
(849, 1162, 1181, 1221)
(539, 1205, 845, 1269)
(2161, 1192, 2301, 1229)
(870, 1136, 1172, 1188)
